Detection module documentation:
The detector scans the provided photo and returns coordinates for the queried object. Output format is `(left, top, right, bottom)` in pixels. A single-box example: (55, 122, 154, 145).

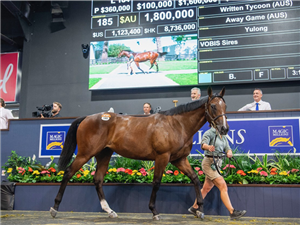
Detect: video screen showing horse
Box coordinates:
(89, 35, 198, 90)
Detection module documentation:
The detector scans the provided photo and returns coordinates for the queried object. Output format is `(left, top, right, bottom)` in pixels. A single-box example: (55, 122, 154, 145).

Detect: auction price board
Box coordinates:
(91, 1, 198, 39)
(198, 0, 300, 84)
(91, 0, 300, 85)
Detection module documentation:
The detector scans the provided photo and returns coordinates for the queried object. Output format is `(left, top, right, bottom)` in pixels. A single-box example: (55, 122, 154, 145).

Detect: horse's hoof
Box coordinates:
(108, 211, 118, 218)
(50, 207, 57, 218)
(196, 211, 204, 220)
(153, 215, 160, 220)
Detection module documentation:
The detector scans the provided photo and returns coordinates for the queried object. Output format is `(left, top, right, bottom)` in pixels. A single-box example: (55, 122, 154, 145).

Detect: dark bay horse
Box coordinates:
(118, 50, 166, 73)
(50, 87, 228, 220)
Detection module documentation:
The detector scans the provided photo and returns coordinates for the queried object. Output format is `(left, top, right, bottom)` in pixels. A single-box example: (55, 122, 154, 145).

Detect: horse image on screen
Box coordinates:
(117, 50, 167, 74)
(89, 35, 198, 90)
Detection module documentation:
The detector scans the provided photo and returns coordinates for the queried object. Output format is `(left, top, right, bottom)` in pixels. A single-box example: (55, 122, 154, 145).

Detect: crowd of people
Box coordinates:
(188, 87, 271, 111)
(141, 86, 271, 116)
(0, 87, 272, 129)
(0, 100, 63, 129)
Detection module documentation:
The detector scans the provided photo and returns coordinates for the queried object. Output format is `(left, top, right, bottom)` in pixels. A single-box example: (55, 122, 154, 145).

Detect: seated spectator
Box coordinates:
(143, 103, 152, 115)
(191, 87, 201, 101)
(238, 88, 271, 111)
(0, 98, 14, 129)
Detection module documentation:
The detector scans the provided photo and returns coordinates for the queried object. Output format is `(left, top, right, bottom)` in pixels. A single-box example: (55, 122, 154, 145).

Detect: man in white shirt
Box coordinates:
(0, 98, 14, 129)
(238, 88, 271, 111)
(191, 87, 201, 101)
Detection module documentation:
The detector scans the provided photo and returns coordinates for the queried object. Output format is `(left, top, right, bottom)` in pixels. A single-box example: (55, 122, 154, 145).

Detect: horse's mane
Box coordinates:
(122, 50, 133, 53)
(158, 95, 209, 116)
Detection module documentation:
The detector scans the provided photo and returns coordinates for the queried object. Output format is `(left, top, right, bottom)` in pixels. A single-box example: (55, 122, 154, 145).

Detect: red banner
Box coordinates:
(0, 53, 20, 102)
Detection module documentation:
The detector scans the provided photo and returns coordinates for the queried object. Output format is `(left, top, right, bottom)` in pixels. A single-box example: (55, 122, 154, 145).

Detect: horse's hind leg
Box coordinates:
(148, 62, 154, 71)
(149, 153, 170, 220)
(149, 60, 158, 72)
(171, 157, 204, 219)
(94, 148, 117, 218)
(50, 154, 91, 217)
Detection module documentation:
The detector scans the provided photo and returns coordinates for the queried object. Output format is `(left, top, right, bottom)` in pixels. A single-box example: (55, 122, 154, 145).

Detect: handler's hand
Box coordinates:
(208, 145, 215, 152)
(227, 150, 233, 158)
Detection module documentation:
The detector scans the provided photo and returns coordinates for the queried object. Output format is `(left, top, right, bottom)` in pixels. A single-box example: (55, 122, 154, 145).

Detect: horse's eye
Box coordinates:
(211, 104, 217, 111)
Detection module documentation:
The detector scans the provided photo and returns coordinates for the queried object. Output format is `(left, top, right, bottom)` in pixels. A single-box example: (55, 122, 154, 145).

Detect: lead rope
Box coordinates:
(212, 131, 225, 176)
(212, 130, 241, 176)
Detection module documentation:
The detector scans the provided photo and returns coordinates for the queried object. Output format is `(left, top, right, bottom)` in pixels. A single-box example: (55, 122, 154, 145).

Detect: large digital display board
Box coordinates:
(89, 0, 300, 90)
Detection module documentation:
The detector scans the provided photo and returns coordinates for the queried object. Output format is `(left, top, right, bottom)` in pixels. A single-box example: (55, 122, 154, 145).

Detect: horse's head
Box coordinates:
(205, 87, 229, 135)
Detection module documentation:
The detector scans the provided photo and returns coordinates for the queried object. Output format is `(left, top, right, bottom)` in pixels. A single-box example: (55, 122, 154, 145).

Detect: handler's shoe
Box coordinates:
(188, 206, 204, 219)
(230, 209, 247, 220)
(188, 206, 198, 217)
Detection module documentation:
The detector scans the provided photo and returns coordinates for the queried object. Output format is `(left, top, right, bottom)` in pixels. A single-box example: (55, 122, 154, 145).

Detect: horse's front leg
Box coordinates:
(94, 149, 117, 218)
(171, 157, 205, 219)
(135, 62, 145, 73)
(149, 153, 170, 220)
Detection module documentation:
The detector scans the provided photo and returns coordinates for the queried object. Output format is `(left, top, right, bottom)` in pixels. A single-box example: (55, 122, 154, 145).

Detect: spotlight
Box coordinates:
(82, 44, 89, 59)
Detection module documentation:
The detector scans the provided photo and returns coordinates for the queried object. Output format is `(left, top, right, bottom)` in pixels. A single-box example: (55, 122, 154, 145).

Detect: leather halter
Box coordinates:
(205, 95, 227, 128)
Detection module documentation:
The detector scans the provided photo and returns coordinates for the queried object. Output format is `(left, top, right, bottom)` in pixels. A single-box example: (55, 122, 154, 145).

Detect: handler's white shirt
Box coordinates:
(0, 107, 14, 129)
(238, 100, 271, 111)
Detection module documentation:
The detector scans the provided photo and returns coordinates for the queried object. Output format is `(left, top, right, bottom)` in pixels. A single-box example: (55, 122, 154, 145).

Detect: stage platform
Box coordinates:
(1, 210, 300, 225)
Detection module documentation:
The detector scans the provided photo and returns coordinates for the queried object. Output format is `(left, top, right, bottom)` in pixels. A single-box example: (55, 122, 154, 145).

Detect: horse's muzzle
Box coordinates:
(218, 125, 229, 135)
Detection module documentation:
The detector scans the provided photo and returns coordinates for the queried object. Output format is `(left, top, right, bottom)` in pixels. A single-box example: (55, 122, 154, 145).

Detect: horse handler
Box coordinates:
(127, 53, 136, 75)
(188, 126, 247, 220)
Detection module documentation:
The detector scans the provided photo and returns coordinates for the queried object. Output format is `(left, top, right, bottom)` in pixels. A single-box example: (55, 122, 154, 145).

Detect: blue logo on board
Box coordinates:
(268, 126, 293, 147)
(46, 131, 65, 150)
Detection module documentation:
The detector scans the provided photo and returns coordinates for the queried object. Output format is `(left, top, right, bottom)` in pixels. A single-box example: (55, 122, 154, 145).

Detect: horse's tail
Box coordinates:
(58, 116, 87, 171)
(158, 52, 168, 57)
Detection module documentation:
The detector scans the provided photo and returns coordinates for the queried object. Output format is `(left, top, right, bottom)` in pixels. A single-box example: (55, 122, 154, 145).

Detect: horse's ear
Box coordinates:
(219, 87, 225, 97)
(208, 86, 213, 97)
